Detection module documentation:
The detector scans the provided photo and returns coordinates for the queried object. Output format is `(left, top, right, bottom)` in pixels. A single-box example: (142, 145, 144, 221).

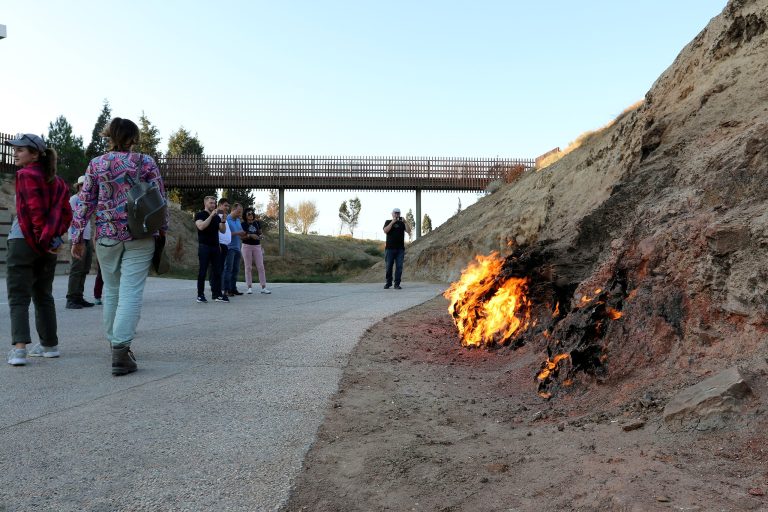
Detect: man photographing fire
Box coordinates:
(383, 207, 411, 290)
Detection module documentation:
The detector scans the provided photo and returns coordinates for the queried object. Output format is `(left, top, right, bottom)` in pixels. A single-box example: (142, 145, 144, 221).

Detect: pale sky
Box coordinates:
(0, 1, 726, 239)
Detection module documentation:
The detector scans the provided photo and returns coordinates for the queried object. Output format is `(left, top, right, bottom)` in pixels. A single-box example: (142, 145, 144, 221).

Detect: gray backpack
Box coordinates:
(125, 153, 167, 238)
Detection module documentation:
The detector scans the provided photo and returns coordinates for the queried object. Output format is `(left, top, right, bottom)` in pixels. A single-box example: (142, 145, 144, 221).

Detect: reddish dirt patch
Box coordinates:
(284, 296, 768, 512)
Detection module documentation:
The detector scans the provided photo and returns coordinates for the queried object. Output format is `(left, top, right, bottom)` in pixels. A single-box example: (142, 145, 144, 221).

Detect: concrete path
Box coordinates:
(0, 276, 444, 512)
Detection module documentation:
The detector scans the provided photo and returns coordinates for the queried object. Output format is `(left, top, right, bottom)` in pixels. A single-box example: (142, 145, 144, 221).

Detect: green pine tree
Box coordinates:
(85, 99, 112, 160)
(222, 188, 255, 211)
(135, 111, 162, 161)
(166, 127, 214, 211)
(47, 115, 88, 185)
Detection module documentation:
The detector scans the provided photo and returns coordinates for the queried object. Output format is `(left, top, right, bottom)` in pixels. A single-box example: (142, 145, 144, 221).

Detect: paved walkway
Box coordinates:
(0, 276, 443, 511)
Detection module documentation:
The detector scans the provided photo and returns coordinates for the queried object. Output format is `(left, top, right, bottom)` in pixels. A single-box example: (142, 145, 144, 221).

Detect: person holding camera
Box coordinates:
(382, 207, 411, 290)
(195, 196, 227, 304)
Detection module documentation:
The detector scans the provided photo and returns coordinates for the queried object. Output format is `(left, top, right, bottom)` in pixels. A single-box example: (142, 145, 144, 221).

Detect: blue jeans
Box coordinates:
(223, 248, 241, 291)
(95, 237, 154, 348)
(197, 244, 222, 298)
(384, 248, 405, 286)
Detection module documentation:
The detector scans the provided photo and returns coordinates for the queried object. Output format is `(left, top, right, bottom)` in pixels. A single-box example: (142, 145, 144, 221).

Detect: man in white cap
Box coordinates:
(66, 176, 94, 309)
(382, 207, 411, 289)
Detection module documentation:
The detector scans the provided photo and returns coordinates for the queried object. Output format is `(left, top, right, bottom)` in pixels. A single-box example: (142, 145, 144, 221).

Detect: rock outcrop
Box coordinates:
(392, 0, 768, 389)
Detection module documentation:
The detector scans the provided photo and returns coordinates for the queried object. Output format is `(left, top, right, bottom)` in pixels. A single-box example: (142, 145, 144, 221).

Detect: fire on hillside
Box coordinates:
(444, 250, 629, 398)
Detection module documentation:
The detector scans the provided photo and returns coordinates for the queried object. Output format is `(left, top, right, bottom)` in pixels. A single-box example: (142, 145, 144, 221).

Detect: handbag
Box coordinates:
(125, 153, 167, 239)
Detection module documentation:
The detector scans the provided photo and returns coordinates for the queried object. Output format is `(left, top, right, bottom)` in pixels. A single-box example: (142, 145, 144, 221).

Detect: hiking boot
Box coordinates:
(112, 346, 137, 376)
(7, 348, 27, 366)
(260, 288, 272, 294)
(66, 300, 83, 310)
(215, 295, 230, 303)
(28, 344, 60, 358)
(197, 295, 208, 303)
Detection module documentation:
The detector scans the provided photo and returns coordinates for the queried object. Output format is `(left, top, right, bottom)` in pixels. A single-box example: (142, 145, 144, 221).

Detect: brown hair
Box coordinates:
(101, 117, 140, 152)
(32, 147, 58, 182)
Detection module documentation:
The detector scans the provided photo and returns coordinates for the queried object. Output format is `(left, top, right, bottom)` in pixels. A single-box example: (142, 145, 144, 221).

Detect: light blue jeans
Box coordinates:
(95, 237, 154, 348)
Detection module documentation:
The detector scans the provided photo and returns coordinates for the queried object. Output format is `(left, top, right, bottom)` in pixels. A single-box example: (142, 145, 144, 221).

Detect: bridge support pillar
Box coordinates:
(415, 189, 422, 240)
(278, 188, 285, 256)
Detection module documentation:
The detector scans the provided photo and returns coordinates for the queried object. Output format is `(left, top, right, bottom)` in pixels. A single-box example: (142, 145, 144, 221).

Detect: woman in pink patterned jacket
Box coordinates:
(70, 118, 168, 376)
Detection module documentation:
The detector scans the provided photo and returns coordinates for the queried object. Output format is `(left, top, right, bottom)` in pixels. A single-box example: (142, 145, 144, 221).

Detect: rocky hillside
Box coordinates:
(381, 0, 768, 389)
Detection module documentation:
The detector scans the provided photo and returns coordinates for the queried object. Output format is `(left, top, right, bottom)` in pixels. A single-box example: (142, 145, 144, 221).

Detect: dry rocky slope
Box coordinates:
(367, 0, 768, 389)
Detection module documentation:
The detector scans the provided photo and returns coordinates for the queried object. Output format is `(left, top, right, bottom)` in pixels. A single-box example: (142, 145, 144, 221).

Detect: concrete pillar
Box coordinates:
(415, 189, 422, 240)
(278, 188, 285, 256)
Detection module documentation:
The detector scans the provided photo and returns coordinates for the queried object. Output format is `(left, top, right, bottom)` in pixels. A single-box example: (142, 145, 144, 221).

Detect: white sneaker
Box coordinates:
(246, 287, 253, 294)
(261, 288, 272, 294)
(28, 344, 61, 358)
(8, 348, 27, 366)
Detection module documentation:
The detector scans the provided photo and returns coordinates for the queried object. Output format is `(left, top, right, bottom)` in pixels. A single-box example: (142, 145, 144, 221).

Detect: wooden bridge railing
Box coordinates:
(0, 131, 535, 191)
(0, 132, 15, 174)
(158, 155, 535, 191)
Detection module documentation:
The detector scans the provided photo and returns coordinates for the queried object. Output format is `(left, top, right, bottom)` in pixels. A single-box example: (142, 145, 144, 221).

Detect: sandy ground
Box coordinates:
(283, 296, 768, 512)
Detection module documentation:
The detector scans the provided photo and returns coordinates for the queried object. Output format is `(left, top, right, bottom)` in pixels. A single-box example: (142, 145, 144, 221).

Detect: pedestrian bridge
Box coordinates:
(158, 155, 534, 191)
(1, 133, 535, 254)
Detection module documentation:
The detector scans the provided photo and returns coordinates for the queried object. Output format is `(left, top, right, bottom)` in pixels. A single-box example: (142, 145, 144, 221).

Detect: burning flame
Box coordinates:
(444, 252, 531, 347)
(536, 353, 570, 382)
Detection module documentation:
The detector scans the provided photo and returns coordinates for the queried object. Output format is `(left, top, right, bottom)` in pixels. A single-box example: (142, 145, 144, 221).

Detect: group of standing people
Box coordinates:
(5, 118, 411, 376)
(195, 196, 270, 303)
(6, 118, 168, 375)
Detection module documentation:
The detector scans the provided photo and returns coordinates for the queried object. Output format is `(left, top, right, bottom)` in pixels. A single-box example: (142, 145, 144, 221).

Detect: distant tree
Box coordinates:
(166, 127, 213, 211)
(135, 112, 162, 161)
(456, 197, 462, 215)
(422, 213, 432, 235)
(285, 200, 319, 234)
(85, 99, 111, 160)
(266, 189, 279, 218)
(47, 115, 88, 185)
(338, 196, 362, 236)
(223, 188, 255, 211)
(405, 209, 415, 242)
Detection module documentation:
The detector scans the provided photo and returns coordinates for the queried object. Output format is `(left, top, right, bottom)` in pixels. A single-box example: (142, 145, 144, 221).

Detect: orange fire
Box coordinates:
(444, 252, 531, 347)
(536, 353, 570, 382)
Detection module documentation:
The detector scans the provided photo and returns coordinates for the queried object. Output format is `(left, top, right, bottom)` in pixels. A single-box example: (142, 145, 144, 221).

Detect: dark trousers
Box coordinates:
(385, 248, 405, 286)
(197, 244, 222, 298)
(66, 239, 92, 301)
(6, 238, 59, 346)
(213, 244, 228, 295)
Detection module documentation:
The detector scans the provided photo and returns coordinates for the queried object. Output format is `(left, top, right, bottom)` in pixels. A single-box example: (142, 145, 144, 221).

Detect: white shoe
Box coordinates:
(246, 287, 253, 294)
(28, 344, 61, 358)
(260, 288, 272, 294)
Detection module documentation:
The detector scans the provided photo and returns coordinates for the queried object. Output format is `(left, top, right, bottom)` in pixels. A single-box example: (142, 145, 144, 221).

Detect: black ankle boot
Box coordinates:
(112, 346, 137, 376)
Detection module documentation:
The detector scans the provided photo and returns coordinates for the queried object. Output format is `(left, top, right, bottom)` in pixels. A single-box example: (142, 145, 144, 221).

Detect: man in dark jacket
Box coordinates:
(382, 207, 411, 289)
